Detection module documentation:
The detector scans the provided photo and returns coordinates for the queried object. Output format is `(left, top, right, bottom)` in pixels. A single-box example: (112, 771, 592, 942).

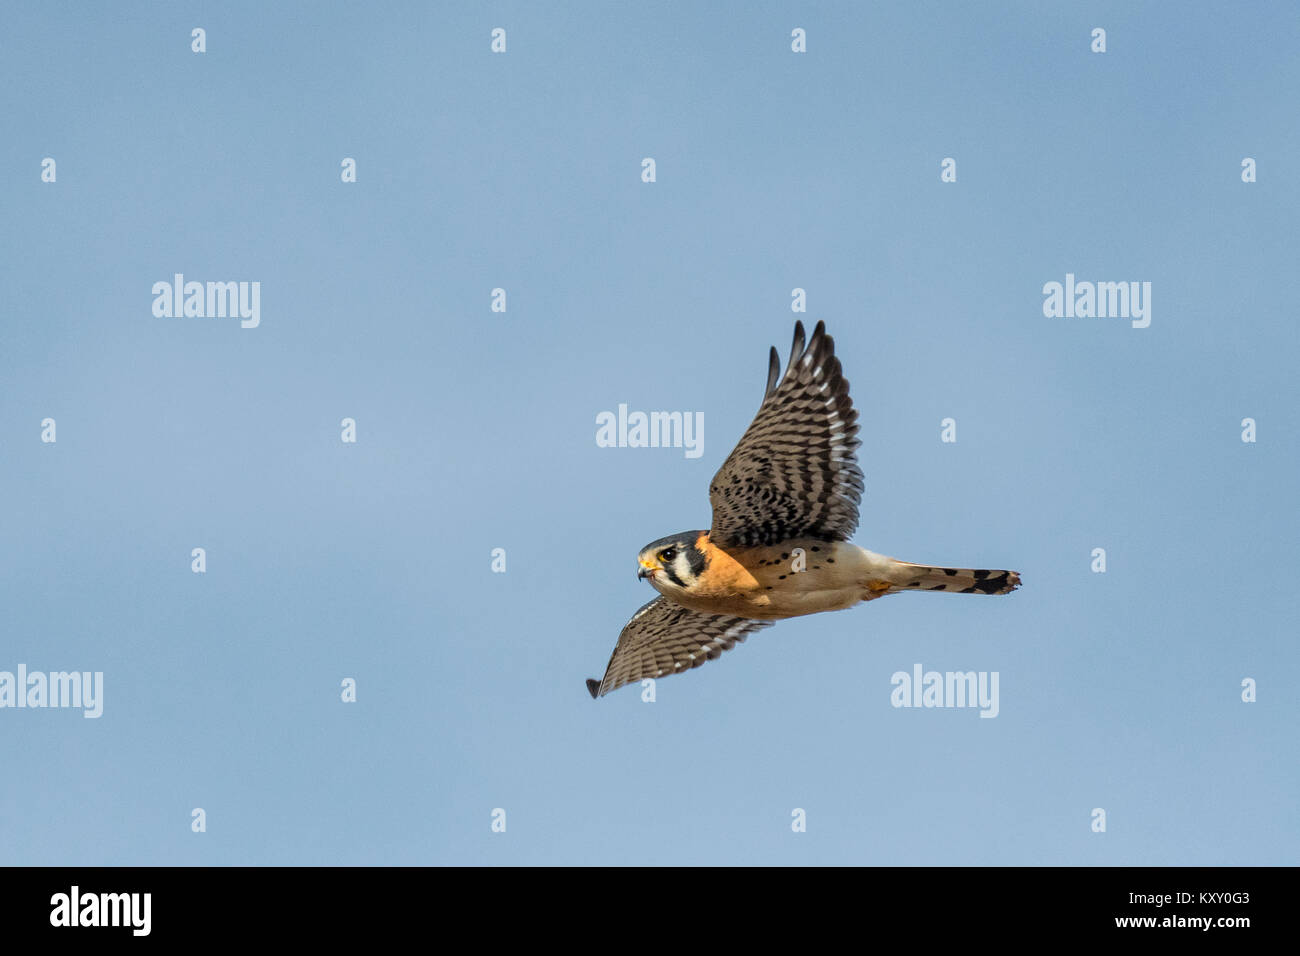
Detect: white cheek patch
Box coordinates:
(659, 556, 687, 589)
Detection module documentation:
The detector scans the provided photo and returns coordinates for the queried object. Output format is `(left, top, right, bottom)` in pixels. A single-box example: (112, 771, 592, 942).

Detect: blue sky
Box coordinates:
(1, 1, 1296, 865)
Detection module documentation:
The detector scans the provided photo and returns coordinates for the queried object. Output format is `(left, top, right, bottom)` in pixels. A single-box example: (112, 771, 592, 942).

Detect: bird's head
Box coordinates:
(637, 532, 709, 595)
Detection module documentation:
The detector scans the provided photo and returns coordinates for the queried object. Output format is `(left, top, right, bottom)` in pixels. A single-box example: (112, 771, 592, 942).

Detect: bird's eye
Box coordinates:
(660, 548, 677, 563)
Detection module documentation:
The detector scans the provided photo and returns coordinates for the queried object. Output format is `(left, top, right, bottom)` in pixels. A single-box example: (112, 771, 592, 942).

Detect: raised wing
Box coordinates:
(707, 320, 863, 549)
(586, 597, 774, 699)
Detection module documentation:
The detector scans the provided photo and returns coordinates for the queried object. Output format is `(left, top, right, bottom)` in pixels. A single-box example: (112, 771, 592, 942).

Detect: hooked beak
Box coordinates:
(637, 558, 658, 581)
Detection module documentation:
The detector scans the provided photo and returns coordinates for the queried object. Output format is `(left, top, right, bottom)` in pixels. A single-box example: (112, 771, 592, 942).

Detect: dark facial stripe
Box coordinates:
(686, 542, 707, 578)
(662, 562, 685, 588)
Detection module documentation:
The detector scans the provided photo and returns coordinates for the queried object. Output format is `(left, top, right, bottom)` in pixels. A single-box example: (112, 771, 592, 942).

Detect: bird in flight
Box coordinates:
(586, 320, 1021, 698)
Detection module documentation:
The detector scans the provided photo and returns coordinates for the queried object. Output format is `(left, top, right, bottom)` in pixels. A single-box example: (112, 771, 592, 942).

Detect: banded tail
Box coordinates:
(891, 562, 1021, 596)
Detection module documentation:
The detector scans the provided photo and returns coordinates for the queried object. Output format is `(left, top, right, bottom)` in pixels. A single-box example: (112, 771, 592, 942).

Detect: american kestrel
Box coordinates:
(585, 320, 1021, 699)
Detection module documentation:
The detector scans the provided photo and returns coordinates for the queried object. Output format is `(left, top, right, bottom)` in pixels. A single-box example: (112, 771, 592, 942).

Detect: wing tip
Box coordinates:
(790, 319, 831, 369)
(585, 678, 601, 699)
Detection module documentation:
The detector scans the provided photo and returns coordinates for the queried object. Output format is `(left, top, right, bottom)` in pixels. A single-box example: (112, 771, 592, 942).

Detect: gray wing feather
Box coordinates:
(708, 320, 864, 548)
(587, 597, 773, 698)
